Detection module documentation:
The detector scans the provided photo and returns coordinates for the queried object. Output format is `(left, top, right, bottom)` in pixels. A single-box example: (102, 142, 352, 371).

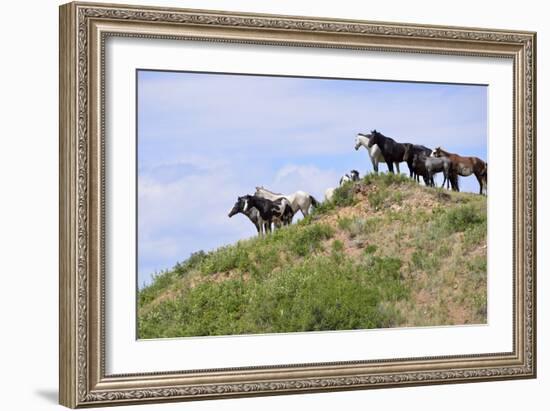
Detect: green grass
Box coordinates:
(138, 253, 409, 338)
(138, 172, 487, 337)
(440, 203, 485, 233)
(331, 181, 357, 207)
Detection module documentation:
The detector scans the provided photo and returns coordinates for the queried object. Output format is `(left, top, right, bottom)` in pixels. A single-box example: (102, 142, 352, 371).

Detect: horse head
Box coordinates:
(366, 131, 377, 148)
(431, 147, 442, 157)
(228, 196, 244, 217)
(355, 133, 368, 150)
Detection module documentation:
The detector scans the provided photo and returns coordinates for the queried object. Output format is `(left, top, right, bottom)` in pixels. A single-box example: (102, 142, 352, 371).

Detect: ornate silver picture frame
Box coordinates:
(59, 2, 536, 408)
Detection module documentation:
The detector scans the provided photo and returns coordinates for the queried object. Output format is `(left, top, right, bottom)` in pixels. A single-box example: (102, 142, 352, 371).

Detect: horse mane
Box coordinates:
(257, 186, 283, 196)
(436, 147, 454, 156)
(372, 129, 399, 144)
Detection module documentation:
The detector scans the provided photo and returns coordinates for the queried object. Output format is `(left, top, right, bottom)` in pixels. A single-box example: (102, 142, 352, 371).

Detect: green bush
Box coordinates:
(364, 244, 378, 254)
(138, 269, 177, 307)
(368, 189, 389, 210)
(441, 204, 485, 233)
(138, 254, 409, 338)
(174, 250, 206, 277)
(200, 243, 252, 275)
(331, 239, 344, 253)
(331, 182, 356, 207)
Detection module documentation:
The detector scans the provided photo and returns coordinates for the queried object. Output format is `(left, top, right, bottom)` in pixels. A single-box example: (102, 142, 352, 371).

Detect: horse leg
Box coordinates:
(422, 174, 429, 186)
(395, 163, 400, 174)
(427, 171, 433, 187)
(258, 218, 265, 236)
(452, 173, 460, 192)
(475, 173, 484, 195)
(444, 168, 451, 189)
(387, 161, 394, 174)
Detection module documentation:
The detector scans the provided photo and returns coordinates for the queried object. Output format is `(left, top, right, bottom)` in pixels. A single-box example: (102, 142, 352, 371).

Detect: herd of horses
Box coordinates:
(228, 129, 488, 236)
(354, 130, 487, 194)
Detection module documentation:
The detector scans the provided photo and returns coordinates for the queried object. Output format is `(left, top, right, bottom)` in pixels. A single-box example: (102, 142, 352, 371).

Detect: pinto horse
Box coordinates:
(255, 186, 318, 218)
(228, 195, 292, 236)
(431, 147, 487, 195)
(339, 169, 360, 186)
(228, 198, 269, 235)
(365, 130, 407, 174)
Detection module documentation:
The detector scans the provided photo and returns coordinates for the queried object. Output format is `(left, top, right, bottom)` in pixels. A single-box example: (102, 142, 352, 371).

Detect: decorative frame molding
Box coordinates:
(59, 2, 536, 408)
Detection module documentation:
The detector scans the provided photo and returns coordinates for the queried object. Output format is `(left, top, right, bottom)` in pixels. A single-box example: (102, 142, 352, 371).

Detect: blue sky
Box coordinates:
(137, 70, 487, 287)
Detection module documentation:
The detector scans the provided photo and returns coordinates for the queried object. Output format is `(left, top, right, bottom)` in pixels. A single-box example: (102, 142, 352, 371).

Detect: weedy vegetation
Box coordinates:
(138, 173, 487, 338)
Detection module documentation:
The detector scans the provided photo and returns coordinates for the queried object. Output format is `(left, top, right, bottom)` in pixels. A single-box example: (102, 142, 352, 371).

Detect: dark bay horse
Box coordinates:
(366, 130, 407, 174)
(431, 147, 487, 194)
(403, 143, 433, 180)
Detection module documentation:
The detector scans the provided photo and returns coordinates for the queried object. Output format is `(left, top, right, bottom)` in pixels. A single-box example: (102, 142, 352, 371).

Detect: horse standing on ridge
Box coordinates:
(255, 186, 318, 218)
(412, 153, 455, 190)
(355, 133, 400, 173)
(431, 147, 487, 195)
(402, 143, 433, 180)
(228, 195, 293, 236)
(228, 199, 269, 235)
(365, 130, 407, 174)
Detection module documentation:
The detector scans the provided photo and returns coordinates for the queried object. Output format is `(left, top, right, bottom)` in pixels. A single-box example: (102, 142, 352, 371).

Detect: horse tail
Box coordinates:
(309, 195, 319, 208)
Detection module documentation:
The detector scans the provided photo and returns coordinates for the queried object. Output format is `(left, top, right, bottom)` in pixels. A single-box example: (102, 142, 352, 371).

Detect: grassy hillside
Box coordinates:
(138, 173, 487, 339)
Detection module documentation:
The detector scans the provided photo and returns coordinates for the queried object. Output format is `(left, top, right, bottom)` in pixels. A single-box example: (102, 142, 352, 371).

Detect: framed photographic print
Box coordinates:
(59, 2, 537, 408)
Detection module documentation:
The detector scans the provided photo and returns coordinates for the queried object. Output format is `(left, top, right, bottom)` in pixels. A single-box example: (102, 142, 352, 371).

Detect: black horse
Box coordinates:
(228, 195, 293, 236)
(403, 143, 432, 180)
(228, 198, 269, 235)
(366, 130, 407, 174)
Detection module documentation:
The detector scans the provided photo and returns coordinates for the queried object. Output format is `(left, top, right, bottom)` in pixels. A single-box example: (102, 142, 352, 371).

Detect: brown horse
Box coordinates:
(431, 147, 487, 195)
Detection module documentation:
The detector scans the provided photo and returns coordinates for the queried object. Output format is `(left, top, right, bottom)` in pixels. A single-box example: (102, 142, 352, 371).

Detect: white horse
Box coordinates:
(354, 133, 401, 174)
(324, 187, 336, 202)
(255, 186, 319, 217)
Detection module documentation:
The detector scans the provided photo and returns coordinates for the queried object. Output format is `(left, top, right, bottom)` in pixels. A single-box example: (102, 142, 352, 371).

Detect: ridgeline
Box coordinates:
(138, 173, 487, 339)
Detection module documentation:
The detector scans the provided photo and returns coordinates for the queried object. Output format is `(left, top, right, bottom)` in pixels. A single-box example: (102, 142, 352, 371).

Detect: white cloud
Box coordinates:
(272, 164, 341, 201)
(137, 159, 262, 285)
(138, 73, 487, 157)
(137, 72, 487, 286)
